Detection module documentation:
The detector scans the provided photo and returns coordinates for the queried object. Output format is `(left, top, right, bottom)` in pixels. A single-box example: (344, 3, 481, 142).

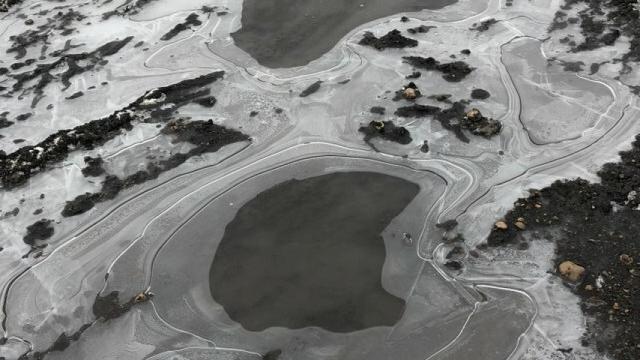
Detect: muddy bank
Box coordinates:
(210, 172, 419, 332)
(486, 135, 640, 360)
(231, 0, 456, 68)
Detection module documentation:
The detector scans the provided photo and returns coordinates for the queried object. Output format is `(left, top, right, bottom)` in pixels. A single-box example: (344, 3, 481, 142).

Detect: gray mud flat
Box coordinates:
(231, 0, 456, 68)
(209, 172, 419, 332)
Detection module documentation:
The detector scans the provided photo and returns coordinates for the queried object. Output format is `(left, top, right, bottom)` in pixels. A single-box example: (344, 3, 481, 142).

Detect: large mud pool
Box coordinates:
(209, 172, 418, 332)
(231, 0, 456, 67)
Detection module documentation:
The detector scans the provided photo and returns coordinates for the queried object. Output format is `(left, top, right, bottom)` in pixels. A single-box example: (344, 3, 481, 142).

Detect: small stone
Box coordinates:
(514, 221, 526, 230)
(403, 87, 417, 100)
(134, 292, 148, 303)
(585, 284, 593, 291)
(495, 221, 508, 230)
(465, 108, 481, 121)
(619, 254, 633, 266)
(612, 302, 620, 311)
(558, 261, 585, 282)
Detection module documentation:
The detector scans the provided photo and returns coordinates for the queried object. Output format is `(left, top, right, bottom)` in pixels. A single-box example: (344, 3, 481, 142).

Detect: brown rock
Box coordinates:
(494, 220, 508, 230)
(585, 284, 594, 291)
(558, 260, 585, 282)
(403, 87, 417, 100)
(465, 108, 481, 121)
(514, 221, 526, 230)
(619, 254, 633, 266)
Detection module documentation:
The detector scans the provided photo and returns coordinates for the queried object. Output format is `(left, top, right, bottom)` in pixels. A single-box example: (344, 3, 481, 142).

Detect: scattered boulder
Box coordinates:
(558, 260, 585, 282)
(460, 108, 502, 138)
(495, 220, 508, 230)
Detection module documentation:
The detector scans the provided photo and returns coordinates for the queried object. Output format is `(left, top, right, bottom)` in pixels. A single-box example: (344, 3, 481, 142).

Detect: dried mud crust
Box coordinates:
(0, 71, 225, 189)
(486, 135, 640, 360)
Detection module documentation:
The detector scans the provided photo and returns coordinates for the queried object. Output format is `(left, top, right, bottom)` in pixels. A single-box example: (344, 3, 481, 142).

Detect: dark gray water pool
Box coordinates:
(232, 0, 456, 68)
(209, 171, 420, 332)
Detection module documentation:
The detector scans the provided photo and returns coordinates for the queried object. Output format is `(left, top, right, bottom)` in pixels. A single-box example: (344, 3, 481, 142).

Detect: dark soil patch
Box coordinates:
(7, 36, 134, 107)
(65, 91, 84, 100)
(370, 106, 386, 115)
(210, 172, 418, 332)
(62, 119, 249, 217)
(407, 25, 436, 34)
(0, 71, 225, 189)
(471, 88, 491, 99)
(23, 219, 54, 246)
(394, 101, 501, 142)
(102, 0, 157, 19)
(160, 13, 202, 41)
(81, 156, 105, 177)
(299, 81, 322, 97)
(486, 134, 640, 360)
(359, 120, 412, 150)
(470, 18, 498, 32)
(403, 56, 474, 82)
(359, 29, 418, 50)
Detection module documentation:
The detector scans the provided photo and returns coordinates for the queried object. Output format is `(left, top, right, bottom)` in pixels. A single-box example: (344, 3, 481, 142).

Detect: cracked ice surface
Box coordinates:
(1, 0, 638, 359)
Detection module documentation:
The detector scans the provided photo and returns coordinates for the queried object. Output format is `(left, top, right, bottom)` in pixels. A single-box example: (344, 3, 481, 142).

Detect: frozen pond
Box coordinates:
(1, 0, 639, 359)
(231, 0, 456, 67)
(210, 172, 416, 332)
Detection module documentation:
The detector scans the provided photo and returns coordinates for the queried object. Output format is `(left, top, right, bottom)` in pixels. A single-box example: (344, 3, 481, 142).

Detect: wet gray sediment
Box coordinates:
(231, 0, 456, 68)
(209, 171, 419, 332)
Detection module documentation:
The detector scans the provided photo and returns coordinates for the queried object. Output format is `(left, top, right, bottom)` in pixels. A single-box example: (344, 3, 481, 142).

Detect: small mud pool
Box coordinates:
(209, 172, 419, 332)
(232, 0, 456, 68)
